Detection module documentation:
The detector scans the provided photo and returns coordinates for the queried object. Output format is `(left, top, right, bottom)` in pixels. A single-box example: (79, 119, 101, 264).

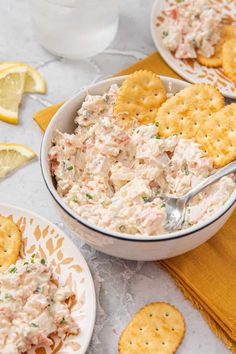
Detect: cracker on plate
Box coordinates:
(196, 25, 236, 68)
(196, 103, 236, 168)
(155, 83, 224, 139)
(222, 38, 236, 83)
(0, 215, 22, 272)
(118, 302, 185, 354)
(114, 70, 167, 128)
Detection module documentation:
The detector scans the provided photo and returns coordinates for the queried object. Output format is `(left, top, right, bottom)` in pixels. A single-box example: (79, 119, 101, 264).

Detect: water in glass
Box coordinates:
(31, 0, 119, 58)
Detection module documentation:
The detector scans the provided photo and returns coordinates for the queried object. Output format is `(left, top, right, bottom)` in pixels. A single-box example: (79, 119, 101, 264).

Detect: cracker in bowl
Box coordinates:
(155, 83, 224, 139)
(114, 70, 167, 128)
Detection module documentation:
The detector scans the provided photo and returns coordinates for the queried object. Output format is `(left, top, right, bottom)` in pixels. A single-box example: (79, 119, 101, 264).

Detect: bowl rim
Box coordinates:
(40, 75, 236, 242)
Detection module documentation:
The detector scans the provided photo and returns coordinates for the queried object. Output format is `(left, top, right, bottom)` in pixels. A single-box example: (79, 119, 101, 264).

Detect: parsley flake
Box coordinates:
(185, 165, 189, 176)
(31, 323, 38, 328)
(60, 317, 65, 325)
(86, 193, 93, 200)
(34, 286, 41, 294)
(40, 259, 46, 265)
(162, 31, 169, 38)
(119, 225, 126, 233)
(9, 267, 17, 273)
(142, 196, 152, 203)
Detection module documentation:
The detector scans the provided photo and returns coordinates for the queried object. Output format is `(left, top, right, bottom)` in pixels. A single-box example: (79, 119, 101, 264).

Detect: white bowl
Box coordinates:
(41, 76, 236, 261)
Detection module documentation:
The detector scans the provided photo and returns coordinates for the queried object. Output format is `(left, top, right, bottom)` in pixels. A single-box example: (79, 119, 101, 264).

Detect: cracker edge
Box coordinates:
(222, 39, 236, 83)
(118, 302, 186, 354)
(0, 215, 22, 272)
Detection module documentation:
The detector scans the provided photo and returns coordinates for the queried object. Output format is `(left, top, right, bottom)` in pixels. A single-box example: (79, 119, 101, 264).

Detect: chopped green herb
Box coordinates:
(72, 198, 80, 204)
(142, 196, 152, 203)
(119, 225, 126, 233)
(136, 129, 140, 134)
(31, 254, 36, 264)
(161, 203, 166, 208)
(155, 122, 159, 127)
(23, 261, 29, 266)
(185, 165, 189, 176)
(31, 323, 39, 328)
(155, 134, 161, 139)
(86, 193, 93, 200)
(34, 286, 41, 294)
(40, 259, 46, 265)
(103, 94, 109, 102)
(4, 293, 11, 299)
(67, 166, 73, 171)
(60, 317, 65, 325)
(162, 31, 169, 38)
(9, 267, 17, 273)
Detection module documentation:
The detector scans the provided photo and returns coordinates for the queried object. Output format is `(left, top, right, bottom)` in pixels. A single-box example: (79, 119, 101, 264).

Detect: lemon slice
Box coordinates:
(0, 65, 27, 124)
(0, 143, 36, 178)
(0, 62, 46, 94)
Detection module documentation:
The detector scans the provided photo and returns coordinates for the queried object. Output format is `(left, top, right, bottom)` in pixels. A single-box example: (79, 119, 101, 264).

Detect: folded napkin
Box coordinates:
(34, 51, 236, 352)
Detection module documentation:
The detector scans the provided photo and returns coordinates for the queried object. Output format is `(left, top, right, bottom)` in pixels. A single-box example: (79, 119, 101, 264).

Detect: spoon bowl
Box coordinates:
(163, 160, 236, 232)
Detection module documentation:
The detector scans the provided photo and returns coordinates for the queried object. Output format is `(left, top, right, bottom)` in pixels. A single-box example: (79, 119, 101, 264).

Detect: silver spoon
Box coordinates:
(164, 160, 236, 232)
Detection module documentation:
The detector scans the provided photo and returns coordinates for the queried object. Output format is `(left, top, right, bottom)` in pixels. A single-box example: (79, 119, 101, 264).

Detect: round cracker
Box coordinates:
(156, 83, 224, 139)
(118, 302, 185, 354)
(196, 25, 236, 68)
(196, 103, 236, 168)
(0, 215, 22, 272)
(114, 70, 167, 128)
(222, 38, 236, 83)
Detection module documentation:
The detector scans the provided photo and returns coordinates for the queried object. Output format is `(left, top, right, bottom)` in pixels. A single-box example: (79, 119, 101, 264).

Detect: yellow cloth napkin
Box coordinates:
(34, 51, 236, 352)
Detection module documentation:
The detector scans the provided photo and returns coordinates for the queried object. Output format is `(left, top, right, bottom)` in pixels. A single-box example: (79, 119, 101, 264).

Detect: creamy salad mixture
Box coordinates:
(160, 0, 222, 59)
(0, 256, 78, 354)
(49, 85, 235, 236)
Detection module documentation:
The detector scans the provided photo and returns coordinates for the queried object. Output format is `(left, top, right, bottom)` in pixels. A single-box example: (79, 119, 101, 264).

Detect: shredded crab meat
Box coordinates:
(160, 0, 222, 59)
(0, 257, 78, 354)
(49, 84, 236, 236)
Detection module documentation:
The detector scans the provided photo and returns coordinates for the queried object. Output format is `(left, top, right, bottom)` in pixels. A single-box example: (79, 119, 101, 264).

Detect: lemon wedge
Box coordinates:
(0, 143, 37, 178)
(0, 62, 46, 94)
(0, 65, 27, 124)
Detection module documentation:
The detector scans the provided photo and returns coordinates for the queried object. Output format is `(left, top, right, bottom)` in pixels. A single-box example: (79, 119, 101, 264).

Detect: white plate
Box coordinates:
(150, 0, 236, 98)
(0, 203, 96, 354)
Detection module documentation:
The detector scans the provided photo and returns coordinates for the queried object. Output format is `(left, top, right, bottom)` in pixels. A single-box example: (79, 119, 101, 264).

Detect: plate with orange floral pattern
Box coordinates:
(151, 0, 236, 98)
(0, 203, 96, 354)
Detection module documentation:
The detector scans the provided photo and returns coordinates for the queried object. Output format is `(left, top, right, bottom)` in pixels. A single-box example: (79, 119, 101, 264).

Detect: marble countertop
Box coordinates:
(0, 0, 230, 353)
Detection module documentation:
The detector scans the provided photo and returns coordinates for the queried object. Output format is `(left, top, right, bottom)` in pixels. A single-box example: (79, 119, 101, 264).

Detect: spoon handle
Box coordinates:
(185, 160, 236, 202)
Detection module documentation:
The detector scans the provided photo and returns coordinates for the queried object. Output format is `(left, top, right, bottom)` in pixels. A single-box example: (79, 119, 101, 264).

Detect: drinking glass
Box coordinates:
(30, 0, 119, 59)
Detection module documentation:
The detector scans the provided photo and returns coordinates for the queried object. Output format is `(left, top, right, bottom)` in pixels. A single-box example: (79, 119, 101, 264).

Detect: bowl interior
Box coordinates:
(41, 75, 236, 241)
